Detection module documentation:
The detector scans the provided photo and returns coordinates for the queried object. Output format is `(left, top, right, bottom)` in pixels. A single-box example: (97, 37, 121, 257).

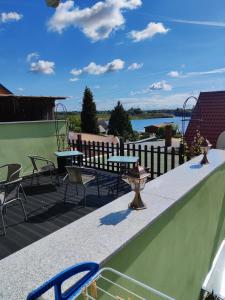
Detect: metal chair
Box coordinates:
(0, 163, 22, 184)
(0, 178, 28, 235)
(28, 155, 59, 186)
(63, 166, 100, 206)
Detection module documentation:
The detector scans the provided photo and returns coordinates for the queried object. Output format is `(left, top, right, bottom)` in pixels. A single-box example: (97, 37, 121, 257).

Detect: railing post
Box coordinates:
(150, 146, 154, 180)
(120, 138, 124, 156)
(76, 134, 82, 152)
(179, 143, 185, 165)
(157, 146, 161, 177)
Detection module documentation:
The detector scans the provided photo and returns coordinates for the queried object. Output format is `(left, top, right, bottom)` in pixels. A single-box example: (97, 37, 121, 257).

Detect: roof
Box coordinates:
(0, 83, 13, 95)
(185, 91, 225, 147)
(0, 94, 67, 100)
(69, 132, 119, 144)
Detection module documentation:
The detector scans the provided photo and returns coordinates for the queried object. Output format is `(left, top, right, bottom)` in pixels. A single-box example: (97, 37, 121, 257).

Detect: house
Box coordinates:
(144, 123, 173, 135)
(185, 91, 225, 148)
(97, 119, 108, 134)
(0, 83, 67, 122)
(0, 83, 68, 173)
(69, 131, 119, 144)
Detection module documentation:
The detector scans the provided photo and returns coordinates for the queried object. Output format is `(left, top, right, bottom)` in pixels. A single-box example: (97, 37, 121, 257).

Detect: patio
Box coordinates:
(0, 170, 130, 260)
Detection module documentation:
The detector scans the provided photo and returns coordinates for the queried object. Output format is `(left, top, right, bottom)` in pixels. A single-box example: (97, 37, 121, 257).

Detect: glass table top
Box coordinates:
(107, 156, 139, 164)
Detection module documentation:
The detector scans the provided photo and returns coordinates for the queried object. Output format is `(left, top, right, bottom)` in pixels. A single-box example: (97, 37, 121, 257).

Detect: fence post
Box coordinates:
(120, 138, 124, 156)
(179, 143, 185, 165)
(150, 146, 154, 180)
(77, 134, 82, 152)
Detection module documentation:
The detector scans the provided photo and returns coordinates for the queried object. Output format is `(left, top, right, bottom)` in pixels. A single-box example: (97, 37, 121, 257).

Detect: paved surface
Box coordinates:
(0, 170, 130, 260)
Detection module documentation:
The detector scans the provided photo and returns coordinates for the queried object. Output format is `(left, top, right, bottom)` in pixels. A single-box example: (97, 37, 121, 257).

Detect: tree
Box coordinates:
(108, 101, 133, 138)
(81, 87, 99, 134)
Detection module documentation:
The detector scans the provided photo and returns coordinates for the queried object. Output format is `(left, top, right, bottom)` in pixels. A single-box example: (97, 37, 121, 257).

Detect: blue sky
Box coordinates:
(1, 0, 225, 111)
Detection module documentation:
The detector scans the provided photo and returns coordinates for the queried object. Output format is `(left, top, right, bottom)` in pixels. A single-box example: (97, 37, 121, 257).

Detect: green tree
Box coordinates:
(68, 115, 81, 132)
(81, 87, 99, 134)
(108, 101, 133, 138)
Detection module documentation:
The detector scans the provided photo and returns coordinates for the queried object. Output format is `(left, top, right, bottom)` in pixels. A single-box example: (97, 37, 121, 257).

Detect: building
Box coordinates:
(0, 83, 67, 122)
(185, 91, 225, 148)
(0, 83, 67, 175)
(97, 119, 108, 134)
(144, 123, 173, 135)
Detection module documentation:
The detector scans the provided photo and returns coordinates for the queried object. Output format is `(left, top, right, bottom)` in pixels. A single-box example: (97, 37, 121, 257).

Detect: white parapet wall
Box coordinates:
(0, 149, 225, 299)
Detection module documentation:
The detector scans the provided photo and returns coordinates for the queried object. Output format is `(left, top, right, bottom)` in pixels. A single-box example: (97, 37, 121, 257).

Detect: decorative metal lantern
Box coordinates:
(127, 164, 150, 210)
(45, 0, 60, 8)
(200, 138, 211, 164)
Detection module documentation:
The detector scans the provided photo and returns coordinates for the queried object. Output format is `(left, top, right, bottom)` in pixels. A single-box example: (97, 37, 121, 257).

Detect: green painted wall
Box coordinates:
(0, 121, 66, 178)
(103, 164, 225, 300)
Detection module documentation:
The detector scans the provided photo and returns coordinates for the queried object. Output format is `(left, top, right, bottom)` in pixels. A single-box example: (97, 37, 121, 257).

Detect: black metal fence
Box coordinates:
(69, 138, 186, 179)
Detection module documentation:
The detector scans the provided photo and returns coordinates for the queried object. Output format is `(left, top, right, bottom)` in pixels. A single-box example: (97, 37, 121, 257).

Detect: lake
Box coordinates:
(131, 116, 189, 133)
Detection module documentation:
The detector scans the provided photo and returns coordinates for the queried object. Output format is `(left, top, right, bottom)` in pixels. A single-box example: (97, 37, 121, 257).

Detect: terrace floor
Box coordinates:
(0, 170, 130, 260)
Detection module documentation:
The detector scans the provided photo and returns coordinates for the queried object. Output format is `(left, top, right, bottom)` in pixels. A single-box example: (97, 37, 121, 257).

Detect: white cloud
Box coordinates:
(183, 67, 225, 77)
(30, 60, 55, 75)
(69, 77, 79, 82)
(170, 18, 225, 28)
(128, 62, 143, 71)
(27, 52, 39, 62)
(70, 59, 125, 80)
(167, 70, 180, 78)
(70, 68, 82, 76)
(129, 22, 169, 42)
(84, 59, 125, 75)
(167, 67, 225, 79)
(48, 0, 142, 41)
(149, 80, 172, 91)
(0, 12, 23, 23)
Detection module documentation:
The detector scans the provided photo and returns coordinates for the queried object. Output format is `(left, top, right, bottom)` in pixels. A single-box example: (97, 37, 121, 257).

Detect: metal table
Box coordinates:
(107, 155, 139, 196)
(55, 150, 83, 173)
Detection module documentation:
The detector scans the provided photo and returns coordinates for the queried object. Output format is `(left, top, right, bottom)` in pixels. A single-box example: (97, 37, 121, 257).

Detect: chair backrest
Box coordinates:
(28, 156, 39, 171)
(65, 166, 83, 184)
(7, 163, 22, 182)
(1, 178, 22, 205)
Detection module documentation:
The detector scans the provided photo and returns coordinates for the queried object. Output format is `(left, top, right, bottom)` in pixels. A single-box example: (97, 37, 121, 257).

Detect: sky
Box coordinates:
(1, 0, 225, 111)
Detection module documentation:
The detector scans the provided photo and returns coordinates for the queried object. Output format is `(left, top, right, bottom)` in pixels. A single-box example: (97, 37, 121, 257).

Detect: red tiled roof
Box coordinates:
(0, 83, 13, 95)
(185, 91, 225, 148)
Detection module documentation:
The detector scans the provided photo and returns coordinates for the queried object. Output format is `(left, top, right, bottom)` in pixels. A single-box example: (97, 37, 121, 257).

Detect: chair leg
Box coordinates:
(56, 172, 60, 186)
(36, 173, 40, 185)
(83, 187, 86, 207)
(96, 177, 100, 198)
(0, 208, 6, 235)
(19, 198, 28, 221)
(20, 184, 28, 204)
(50, 171, 53, 185)
(64, 183, 69, 203)
(31, 170, 35, 186)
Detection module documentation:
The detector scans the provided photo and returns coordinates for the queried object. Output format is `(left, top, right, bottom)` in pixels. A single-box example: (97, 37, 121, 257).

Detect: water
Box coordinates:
(131, 116, 189, 133)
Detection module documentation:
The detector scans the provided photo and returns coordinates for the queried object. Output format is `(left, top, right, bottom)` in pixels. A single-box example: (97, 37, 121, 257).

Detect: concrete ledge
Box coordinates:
(0, 149, 225, 300)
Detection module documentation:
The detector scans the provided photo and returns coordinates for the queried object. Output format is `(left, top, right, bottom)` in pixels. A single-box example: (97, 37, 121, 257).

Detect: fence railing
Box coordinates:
(69, 138, 187, 180)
